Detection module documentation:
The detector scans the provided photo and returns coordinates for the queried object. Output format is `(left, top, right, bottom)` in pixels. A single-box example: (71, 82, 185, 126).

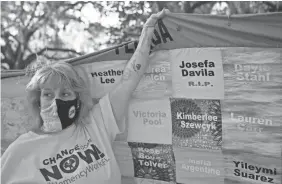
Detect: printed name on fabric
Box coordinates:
(233, 161, 277, 183)
(91, 69, 124, 84)
(177, 112, 217, 132)
(179, 60, 215, 77)
(137, 147, 170, 154)
(148, 67, 167, 73)
(143, 66, 167, 82)
(234, 64, 271, 82)
(90, 65, 168, 86)
(133, 110, 167, 126)
(138, 160, 168, 169)
(180, 60, 216, 88)
(39, 139, 110, 183)
(114, 19, 173, 55)
(231, 112, 274, 133)
(181, 158, 221, 176)
(180, 122, 216, 132)
(177, 112, 218, 121)
(231, 113, 273, 126)
(136, 147, 169, 169)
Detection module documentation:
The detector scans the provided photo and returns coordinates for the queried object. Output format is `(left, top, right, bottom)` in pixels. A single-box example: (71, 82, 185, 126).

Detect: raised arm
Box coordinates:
(109, 10, 168, 128)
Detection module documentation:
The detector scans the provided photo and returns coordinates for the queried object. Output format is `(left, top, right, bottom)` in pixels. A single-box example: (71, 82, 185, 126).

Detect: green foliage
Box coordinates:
(1, 1, 281, 69)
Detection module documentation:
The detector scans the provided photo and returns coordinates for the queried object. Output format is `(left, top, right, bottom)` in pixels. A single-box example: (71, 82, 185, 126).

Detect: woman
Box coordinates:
(1, 10, 168, 184)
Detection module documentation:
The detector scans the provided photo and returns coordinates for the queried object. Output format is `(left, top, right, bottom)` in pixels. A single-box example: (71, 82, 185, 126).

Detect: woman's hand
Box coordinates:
(137, 9, 170, 50)
(144, 9, 169, 28)
(109, 9, 170, 130)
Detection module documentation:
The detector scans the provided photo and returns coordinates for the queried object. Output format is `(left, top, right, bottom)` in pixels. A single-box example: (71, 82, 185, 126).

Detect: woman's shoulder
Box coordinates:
(12, 132, 33, 145)
(2, 132, 32, 158)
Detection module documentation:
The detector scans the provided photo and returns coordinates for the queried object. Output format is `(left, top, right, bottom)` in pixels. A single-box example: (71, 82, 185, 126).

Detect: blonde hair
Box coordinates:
(26, 61, 93, 131)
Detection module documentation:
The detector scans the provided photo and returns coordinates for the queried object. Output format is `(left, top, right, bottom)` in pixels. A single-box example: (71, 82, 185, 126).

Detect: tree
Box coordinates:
(1, 1, 281, 70)
(1, 1, 105, 69)
(100, 1, 282, 45)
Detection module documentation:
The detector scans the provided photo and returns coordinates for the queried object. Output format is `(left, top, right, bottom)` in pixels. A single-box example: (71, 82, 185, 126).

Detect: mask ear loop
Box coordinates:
(77, 93, 81, 109)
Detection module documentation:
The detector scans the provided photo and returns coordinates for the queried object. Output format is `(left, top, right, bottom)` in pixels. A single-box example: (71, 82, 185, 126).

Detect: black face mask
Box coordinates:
(55, 98, 80, 129)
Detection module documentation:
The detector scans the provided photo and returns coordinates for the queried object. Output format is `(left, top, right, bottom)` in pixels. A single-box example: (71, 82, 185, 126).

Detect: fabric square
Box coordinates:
(170, 48, 224, 99)
(174, 147, 224, 184)
(170, 98, 222, 150)
(133, 50, 172, 100)
(128, 142, 176, 182)
(127, 98, 172, 144)
(223, 151, 281, 184)
(78, 60, 127, 99)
